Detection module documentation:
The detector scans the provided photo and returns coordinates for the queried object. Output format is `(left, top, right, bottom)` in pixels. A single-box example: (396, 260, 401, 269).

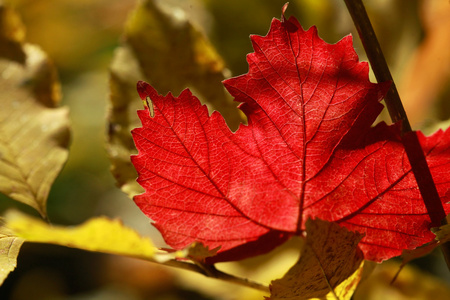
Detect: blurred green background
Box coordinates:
(1, 0, 450, 299)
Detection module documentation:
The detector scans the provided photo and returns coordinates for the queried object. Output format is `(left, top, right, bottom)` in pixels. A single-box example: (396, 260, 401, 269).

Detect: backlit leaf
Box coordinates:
(5, 211, 155, 259)
(131, 7, 450, 263)
(270, 219, 364, 300)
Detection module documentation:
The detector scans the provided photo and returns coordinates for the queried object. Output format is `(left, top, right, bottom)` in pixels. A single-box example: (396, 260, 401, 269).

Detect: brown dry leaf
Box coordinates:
(0, 226, 24, 285)
(0, 5, 70, 218)
(107, 0, 242, 197)
(270, 219, 364, 300)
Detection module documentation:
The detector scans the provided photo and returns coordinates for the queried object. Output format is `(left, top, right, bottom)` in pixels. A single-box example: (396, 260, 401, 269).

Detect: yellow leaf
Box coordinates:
(0, 226, 24, 285)
(0, 5, 70, 219)
(5, 211, 155, 259)
(107, 0, 243, 198)
(270, 219, 364, 300)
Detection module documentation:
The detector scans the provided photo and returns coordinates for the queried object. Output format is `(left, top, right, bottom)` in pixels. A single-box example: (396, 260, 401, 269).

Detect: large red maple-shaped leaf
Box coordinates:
(131, 15, 450, 263)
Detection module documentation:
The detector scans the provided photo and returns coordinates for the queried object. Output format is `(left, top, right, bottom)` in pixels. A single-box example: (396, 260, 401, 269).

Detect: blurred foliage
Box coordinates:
(399, 0, 450, 127)
(0, 0, 449, 299)
(0, 5, 25, 63)
(3, 0, 134, 78)
(354, 261, 450, 300)
(0, 4, 70, 219)
(107, 0, 243, 199)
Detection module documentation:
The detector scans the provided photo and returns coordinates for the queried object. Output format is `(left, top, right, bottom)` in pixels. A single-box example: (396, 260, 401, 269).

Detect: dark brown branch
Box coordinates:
(342, 0, 410, 131)
(343, 0, 450, 269)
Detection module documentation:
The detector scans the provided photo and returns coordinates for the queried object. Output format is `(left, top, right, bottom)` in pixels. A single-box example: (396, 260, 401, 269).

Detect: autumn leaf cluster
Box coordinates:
(1, 1, 450, 300)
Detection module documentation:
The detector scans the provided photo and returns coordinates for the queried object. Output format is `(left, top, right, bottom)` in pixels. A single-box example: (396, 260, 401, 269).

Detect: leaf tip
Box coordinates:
(280, 3, 299, 33)
(136, 80, 153, 100)
(281, 2, 289, 22)
(136, 80, 156, 117)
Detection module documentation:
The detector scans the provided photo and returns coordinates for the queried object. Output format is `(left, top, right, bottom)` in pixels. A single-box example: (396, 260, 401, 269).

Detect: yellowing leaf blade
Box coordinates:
(270, 219, 364, 300)
(5, 211, 155, 259)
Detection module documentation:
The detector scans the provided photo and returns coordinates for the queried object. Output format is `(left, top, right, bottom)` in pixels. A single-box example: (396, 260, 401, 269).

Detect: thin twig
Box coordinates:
(343, 0, 450, 270)
(161, 259, 270, 292)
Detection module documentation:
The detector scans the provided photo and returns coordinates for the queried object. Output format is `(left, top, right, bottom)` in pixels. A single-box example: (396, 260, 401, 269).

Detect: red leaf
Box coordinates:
(131, 15, 450, 262)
